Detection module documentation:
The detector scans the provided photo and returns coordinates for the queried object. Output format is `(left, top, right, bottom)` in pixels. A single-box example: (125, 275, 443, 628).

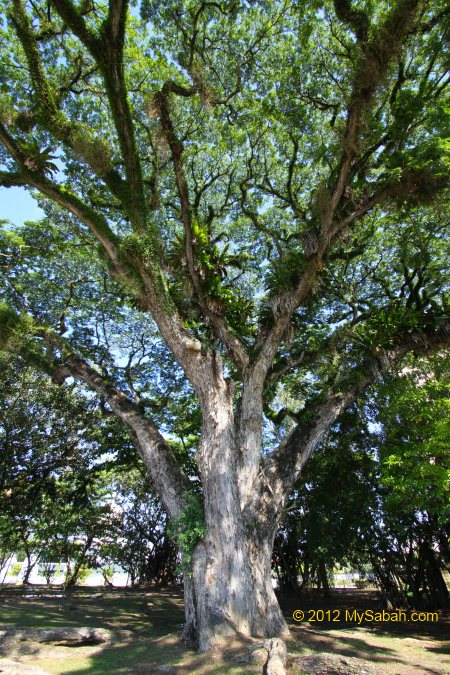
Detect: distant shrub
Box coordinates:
(39, 563, 58, 584)
(102, 566, 114, 586)
(9, 562, 22, 577)
(77, 566, 92, 585)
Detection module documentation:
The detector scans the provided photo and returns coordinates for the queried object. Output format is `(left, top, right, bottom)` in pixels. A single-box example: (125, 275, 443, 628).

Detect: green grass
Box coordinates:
(0, 587, 261, 673)
(0, 587, 184, 635)
(0, 586, 449, 674)
(37, 639, 187, 674)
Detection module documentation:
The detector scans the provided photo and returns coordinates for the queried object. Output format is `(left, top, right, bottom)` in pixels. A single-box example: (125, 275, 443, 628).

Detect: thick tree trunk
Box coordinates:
(179, 368, 289, 651)
(48, 315, 407, 651)
(182, 529, 289, 651)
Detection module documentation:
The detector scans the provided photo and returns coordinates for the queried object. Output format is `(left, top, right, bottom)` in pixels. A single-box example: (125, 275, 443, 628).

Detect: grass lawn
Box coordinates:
(0, 586, 448, 674)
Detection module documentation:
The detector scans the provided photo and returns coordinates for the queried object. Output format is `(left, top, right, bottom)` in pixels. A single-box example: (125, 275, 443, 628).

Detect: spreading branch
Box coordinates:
(50, 0, 148, 226)
(10, 1, 130, 203)
(249, 0, 426, 389)
(52, 352, 191, 518)
(0, 304, 190, 518)
(0, 171, 27, 187)
(263, 319, 450, 513)
(154, 84, 249, 371)
(0, 120, 125, 273)
(333, 0, 370, 42)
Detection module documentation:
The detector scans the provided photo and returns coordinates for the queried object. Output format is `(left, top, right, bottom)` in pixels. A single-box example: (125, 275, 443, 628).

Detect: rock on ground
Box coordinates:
(0, 626, 133, 648)
(0, 658, 49, 674)
(290, 652, 381, 675)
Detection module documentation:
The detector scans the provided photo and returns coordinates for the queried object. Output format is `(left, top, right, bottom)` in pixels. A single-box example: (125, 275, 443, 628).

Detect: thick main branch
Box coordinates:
(155, 85, 249, 371)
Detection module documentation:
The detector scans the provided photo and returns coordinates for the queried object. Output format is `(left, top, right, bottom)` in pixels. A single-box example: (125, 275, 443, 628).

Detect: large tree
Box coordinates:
(0, 0, 449, 650)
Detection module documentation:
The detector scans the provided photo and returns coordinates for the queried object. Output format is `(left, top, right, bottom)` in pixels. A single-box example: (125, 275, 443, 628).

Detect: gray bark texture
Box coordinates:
(178, 358, 290, 650)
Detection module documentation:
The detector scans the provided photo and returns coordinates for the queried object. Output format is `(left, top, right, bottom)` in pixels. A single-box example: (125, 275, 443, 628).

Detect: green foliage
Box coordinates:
(0, 0, 447, 383)
(99, 470, 179, 586)
(101, 565, 114, 584)
(265, 250, 306, 294)
(375, 355, 450, 524)
(76, 566, 92, 585)
(0, 354, 132, 580)
(353, 303, 423, 348)
(275, 354, 450, 607)
(0, 1, 449, 618)
(9, 562, 22, 578)
(38, 563, 58, 584)
(0, 302, 20, 347)
(19, 141, 59, 177)
(168, 493, 206, 572)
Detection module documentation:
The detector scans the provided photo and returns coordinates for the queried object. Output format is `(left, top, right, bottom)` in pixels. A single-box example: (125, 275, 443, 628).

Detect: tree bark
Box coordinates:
(21, 549, 39, 585)
(317, 558, 331, 598)
(39, 320, 450, 648)
(177, 367, 289, 651)
(183, 525, 289, 651)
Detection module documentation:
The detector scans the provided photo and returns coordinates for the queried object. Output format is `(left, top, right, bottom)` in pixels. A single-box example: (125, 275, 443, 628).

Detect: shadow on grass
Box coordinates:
(281, 588, 450, 640)
(281, 590, 449, 675)
(287, 622, 447, 675)
(426, 644, 450, 655)
(42, 636, 189, 675)
(1, 586, 449, 674)
(34, 635, 261, 675)
(0, 586, 185, 637)
(288, 624, 397, 659)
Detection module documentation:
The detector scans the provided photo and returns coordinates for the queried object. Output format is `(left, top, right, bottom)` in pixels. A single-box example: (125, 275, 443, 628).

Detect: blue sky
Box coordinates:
(0, 186, 45, 226)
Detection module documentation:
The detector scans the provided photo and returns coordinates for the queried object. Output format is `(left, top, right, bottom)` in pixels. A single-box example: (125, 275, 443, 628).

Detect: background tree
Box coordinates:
(366, 353, 450, 610)
(274, 353, 449, 609)
(0, 353, 180, 586)
(273, 405, 376, 595)
(0, 352, 120, 584)
(0, 0, 449, 649)
(99, 471, 179, 587)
